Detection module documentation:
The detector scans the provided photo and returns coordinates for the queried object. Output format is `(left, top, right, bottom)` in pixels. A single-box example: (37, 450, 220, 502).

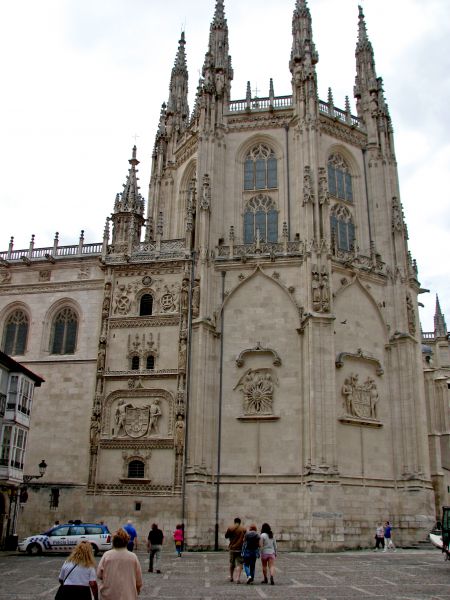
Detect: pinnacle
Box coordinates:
(213, 0, 226, 27)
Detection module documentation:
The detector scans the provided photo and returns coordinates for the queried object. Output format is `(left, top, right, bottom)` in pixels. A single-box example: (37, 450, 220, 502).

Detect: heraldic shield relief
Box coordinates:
(125, 405, 150, 438)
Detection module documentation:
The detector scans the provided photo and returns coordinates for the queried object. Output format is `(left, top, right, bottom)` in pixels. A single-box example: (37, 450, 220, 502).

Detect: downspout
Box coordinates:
(362, 148, 372, 242)
(214, 270, 226, 550)
(285, 125, 291, 239)
(181, 250, 195, 533)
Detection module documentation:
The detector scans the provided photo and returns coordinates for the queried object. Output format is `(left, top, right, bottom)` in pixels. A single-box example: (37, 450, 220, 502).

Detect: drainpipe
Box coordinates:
(285, 125, 291, 239)
(214, 270, 226, 550)
(181, 251, 196, 534)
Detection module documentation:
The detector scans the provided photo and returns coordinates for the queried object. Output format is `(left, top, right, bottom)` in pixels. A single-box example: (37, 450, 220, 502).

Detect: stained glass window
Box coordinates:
(328, 154, 353, 202)
(51, 308, 78, 354)
(3, 310, 28, 355)
(244, 144, 278, 190)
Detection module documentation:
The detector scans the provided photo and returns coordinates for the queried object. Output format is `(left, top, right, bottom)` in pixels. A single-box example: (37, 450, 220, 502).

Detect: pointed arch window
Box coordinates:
(330, 205, 355, 251)
(327, 154, 353, 202)
(140, 294, 153, 316)
(128, 459, 145, 479)
(2, 309, 28, 355)
(244, 144, 278, 191)
(244, 195, 278, 244)
(50, 308, 78, 355)
(146, 355, 155, 370)
(131, 356, 140, 370)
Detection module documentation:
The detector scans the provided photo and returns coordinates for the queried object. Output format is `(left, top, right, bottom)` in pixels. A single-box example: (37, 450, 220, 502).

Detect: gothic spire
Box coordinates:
(110, 147, 145, 250)
(354, 5, 377, 96)
(289, 0, 319, 116)
(167, 31, 189, 129)
(202, 0, 233, 100)
(434, 295, 448, 337)
(290, 0, 318, 74)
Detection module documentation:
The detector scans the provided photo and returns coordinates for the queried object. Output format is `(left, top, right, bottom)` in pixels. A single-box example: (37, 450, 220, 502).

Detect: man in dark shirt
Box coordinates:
(147, 523, 164, 573)
(225, 517, 246, 583)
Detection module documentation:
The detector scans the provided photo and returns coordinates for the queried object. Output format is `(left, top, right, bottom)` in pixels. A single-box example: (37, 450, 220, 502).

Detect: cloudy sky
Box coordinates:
(1, 0, 449, 331)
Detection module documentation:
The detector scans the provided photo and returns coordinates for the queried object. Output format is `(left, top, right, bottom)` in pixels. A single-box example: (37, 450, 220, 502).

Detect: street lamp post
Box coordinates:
(5, 460, 48, 549)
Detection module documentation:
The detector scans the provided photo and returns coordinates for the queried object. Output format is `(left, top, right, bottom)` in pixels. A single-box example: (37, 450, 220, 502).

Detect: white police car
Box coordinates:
(18, 521, 112, 555)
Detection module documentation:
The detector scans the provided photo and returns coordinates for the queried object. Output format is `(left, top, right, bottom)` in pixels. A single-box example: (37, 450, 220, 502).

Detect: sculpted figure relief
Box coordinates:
(114, 398, 164, 438)
(148, 398, 162, 434)
(235, 368, 277, 416)
(341, 373, 380, 420)
(175, 415, 185, 455)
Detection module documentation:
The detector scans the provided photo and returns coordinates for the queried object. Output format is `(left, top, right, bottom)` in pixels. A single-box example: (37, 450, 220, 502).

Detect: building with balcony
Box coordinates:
(0, 351, 44, 545)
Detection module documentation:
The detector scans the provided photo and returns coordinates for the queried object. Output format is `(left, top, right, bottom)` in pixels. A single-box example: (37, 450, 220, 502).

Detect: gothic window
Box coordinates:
(2, 309, 28, 355)
(146, 355, 155, 370)
(128, 459, 145, 478)
(140, 294, 153, 316)
(131, 356, 140, 370)
(327, 154, 353, 202)
(50, 308, 78, 354)
(244, 144, 278, 191)
(330, 205, 355, 251)
(243, 195, 278, 243)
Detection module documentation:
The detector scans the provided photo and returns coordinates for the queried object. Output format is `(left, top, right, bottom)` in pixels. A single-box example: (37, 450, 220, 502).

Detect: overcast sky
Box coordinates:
(1, 0, 449, 331)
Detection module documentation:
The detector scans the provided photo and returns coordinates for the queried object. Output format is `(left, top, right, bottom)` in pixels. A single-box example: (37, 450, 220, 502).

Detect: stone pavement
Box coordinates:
(0, 548, 449, 599)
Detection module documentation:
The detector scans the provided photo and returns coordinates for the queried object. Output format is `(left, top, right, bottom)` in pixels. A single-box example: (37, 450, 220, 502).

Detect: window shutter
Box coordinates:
(244, 211, 254, 243)
(255, 209, 266, 241)
(244, 159, 254, 190)
(328, 164, 336, 196)
(255, 159, 266, 189)
(267, 210, 278, 242)
(267, 157, 277, 188)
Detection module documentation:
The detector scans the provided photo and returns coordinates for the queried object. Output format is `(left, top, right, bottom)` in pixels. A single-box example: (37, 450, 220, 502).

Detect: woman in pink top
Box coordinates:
(173, 524, 184, 557)
(97, 528, 143, 600)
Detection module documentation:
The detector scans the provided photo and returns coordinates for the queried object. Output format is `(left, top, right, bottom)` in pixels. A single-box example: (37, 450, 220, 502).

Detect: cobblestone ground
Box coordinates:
(1, 549, 449, 599)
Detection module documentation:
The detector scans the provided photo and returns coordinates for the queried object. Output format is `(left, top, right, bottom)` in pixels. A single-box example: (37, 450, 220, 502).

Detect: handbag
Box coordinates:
(55, 564, 77, 600)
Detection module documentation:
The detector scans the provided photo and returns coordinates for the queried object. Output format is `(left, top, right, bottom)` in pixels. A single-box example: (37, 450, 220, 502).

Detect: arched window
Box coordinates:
(244, 195, 278, 243)
(327, 154, 353, 202)
(131, 356, 140, 370)
(3, 310, 28, 355)
(330, 205, 355, 251)
(244, 144, 277, 191)
(146, 355, 155, 370)
(50, 308, 78, 354)
(128, 460, 145, 478)
(140, 294, 153, 316)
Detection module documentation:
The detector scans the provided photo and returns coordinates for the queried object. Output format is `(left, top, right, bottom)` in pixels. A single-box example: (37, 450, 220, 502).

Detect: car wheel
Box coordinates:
(91, 544, 99, 556)
(27, 543, 42, 556)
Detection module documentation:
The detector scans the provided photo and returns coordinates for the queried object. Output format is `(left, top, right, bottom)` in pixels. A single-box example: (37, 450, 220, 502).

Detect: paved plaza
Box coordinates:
(0, 548, 449, 599)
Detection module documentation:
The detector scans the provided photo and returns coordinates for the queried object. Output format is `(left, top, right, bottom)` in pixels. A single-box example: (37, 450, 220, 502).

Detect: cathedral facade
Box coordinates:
(0, 0, 449, 550)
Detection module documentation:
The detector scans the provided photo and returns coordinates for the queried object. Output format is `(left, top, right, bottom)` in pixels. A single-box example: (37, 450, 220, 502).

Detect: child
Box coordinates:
(173, 524, 184, 557)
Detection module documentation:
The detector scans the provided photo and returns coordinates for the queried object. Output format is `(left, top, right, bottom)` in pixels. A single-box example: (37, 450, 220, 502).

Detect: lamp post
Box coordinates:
(5, 460, 47, 549)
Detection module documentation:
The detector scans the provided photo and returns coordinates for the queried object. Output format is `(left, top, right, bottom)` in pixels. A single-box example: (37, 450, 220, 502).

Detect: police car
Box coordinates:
(18, 521, 112, 555)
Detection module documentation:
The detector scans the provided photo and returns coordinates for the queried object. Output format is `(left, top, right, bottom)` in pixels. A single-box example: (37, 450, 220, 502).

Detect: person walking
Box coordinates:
(225, 517, 246, 583)
(56, 540, 98, 600)
(173, 524, 184, 557)
(147, 523, 164, 573)
(383, 521, 396, 551)
(242, 524, 260, 584)
(123, 519, 138, 552)
(259, 522, 277, 585)
(374, 523, 385, 550)
(97, 528, 142, 600)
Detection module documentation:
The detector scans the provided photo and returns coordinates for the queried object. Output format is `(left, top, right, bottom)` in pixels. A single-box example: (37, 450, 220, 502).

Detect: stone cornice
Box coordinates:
(319, 116, 366, 148)
(100, 438, 174, 449)
(0, 280, 104, 295)
(108, 315, 180, 328)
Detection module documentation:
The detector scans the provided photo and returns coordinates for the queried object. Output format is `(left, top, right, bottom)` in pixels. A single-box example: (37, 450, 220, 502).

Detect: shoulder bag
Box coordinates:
(55, 564, 77, 600)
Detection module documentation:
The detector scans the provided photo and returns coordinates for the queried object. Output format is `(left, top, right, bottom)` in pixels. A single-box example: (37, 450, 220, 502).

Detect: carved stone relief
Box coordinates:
(113, 283, 133, 315)
(234, 368, 278, 417)
(114, 398, 163, 438)
(406, 294, 416, 336)
(39, 270, 51, 282)
(341, 373, 380, 421)
(302, 165, 314, 205)
(0, 269, 11, 284)
(312, 265, 330, 313)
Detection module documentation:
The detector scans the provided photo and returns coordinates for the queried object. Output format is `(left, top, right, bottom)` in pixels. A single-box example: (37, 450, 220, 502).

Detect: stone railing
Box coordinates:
(227, 94, 361, 128)
(0, 237, 103, 263)
(216, 240, 304, 260)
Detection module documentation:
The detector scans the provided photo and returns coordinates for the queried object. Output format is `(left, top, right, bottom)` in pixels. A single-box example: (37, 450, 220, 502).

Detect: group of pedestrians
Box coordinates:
(55, 520, 184, 599)
(374, 520, 396, 551)
(225, 517, 277, 585)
